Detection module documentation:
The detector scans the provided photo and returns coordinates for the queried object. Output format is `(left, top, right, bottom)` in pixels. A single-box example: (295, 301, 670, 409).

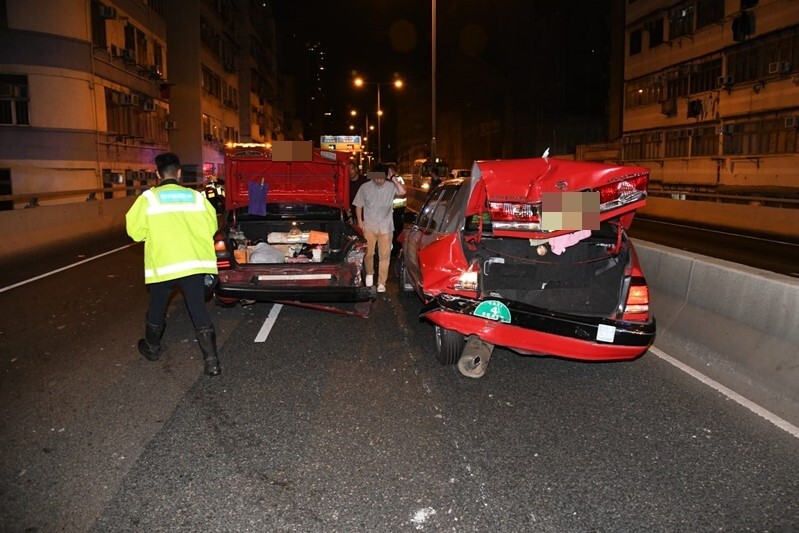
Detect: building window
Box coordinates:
(104, 88, 167, 143)
(691, 126, 719, 156)
(623, 133, 663, 160)
(647, 18, 664, 48)
(727, 29, 799, 84)
(0, 168, 11, 211)
(696, 0, 724, 30)
(629, 28, 642, 56)
(90, 1, 108, 49)
(136, 28, 148, 66)
(690, 59, 722, 94)
(0, 74, 29, 125)
(665, 130, 689, 158)
(724, 115, 799, 155)
(201, 65, 221, 98)
(624, 76, 664, 109)
(669, 4, 695, 40)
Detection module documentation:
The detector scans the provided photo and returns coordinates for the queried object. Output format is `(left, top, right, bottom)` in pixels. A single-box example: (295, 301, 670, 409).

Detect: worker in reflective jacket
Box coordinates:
(125, 152, 222, 376)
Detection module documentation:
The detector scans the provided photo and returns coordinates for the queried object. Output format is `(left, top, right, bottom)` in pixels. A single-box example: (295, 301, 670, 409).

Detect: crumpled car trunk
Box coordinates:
(463, 223, 629, 316)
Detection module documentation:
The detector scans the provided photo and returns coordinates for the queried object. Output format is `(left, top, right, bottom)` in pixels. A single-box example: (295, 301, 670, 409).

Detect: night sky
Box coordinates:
(272, 0, 613, 159)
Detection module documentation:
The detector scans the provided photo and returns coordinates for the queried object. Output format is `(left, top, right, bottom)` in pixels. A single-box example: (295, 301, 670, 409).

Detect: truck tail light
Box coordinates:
(488, 202, 541, 231)
(623, 277, 649, 321)
(214, 233, 231, 269)
(598, 174, 648, 212)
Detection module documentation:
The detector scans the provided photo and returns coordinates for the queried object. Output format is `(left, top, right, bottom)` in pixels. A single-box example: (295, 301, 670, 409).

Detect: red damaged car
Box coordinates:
(212, 143, 373, 317)
(398, 157, 656, 377)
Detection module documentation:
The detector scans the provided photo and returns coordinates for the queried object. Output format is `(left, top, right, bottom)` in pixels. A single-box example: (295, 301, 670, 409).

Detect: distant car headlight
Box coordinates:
(421, 183, 430, 190)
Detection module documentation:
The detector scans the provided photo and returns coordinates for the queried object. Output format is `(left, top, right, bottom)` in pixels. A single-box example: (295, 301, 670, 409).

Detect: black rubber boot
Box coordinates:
(137, 321, 165, 361)
(195, 326, 222, 377)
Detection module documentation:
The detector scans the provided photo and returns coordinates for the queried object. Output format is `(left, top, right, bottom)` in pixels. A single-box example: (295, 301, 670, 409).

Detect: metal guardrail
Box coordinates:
(648, 189, 799, 208)
(0, 182, 208, 207)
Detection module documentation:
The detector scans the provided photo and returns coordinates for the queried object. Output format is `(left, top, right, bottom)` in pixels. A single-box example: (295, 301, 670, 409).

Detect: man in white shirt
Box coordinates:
(352, 163, 407, 293)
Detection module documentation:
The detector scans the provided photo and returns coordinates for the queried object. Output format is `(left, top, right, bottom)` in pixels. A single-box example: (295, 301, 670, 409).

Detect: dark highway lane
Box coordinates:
(1, 246, 797, 532)
(628, 217, 799, 277)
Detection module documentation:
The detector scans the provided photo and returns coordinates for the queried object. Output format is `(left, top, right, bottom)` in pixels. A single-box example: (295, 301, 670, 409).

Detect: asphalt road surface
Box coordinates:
(1, 241, 797, 532)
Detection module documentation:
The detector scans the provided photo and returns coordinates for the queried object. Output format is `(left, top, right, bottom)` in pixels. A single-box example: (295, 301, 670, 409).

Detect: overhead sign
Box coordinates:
(321, 135, 362, 153)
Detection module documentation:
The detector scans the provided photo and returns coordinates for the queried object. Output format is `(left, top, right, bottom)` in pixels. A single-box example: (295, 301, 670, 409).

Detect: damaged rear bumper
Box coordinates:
(420, 295, 655, 361)
(215, 283, 374, 303)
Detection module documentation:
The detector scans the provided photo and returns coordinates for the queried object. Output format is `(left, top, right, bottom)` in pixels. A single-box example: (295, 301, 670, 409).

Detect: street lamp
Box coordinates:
(431, 0, 437, 164)
(350, 109, 376, 168)
(354, 76, 403, 162)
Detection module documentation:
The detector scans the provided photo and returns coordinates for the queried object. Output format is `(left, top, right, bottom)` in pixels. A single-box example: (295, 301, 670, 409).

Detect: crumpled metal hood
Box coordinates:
(471, 157, 649, 203)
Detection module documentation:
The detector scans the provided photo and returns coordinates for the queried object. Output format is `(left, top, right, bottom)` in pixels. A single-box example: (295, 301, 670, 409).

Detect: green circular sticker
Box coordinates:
(473, 300, 511, 323)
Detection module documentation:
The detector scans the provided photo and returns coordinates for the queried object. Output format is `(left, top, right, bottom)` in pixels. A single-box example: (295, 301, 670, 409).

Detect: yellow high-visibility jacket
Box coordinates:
(126, 181, 218, 284)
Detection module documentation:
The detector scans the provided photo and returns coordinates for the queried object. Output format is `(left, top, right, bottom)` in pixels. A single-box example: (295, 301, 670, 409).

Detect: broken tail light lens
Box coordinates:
(453, 261, 480, 293)
(488, 202, 541, 231)
(623, 277, 649, 321)
(598, 174, 648, 212)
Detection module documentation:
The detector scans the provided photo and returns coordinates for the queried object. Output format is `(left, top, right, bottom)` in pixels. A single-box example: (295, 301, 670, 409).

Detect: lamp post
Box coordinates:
(431, 0, 437, 164)
(354, 76, 403, 162)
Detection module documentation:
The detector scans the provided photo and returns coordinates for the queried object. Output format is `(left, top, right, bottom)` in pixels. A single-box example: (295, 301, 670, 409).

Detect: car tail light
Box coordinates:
(214, 233, 231, 269)
(598, 174, 648, 213)
(488, 202, 541, 231)
(623, 277, 649, 321)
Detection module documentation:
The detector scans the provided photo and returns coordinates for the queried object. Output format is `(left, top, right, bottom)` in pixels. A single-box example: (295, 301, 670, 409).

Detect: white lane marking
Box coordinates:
(0, 243, 138, 293)
(649, 346, 799, 439)
(254, 304, 283, 343)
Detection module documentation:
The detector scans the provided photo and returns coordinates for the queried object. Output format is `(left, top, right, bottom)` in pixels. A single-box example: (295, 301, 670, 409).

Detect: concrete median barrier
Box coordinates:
(634, 240, 799, 427)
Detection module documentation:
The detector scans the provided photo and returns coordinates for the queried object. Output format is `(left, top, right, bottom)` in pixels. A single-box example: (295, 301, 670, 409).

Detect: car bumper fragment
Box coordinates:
(420, 295, 655, 361)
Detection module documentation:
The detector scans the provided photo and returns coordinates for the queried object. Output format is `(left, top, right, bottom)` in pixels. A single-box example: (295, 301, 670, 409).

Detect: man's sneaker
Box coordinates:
(365, 274, 374, 287)
(377, 284, 386, 293)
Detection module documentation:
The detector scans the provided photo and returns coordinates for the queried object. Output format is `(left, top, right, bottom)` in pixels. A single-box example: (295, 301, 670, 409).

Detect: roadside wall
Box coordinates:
(634, 240, 799, 428)
(0, 197, 135, 259)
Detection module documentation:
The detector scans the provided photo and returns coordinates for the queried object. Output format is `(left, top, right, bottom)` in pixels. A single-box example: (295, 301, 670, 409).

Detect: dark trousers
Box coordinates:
(146, 274, 212, 329)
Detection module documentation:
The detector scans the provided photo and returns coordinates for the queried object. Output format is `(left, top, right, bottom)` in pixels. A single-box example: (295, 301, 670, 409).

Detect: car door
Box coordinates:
(404, 184, 461, 293)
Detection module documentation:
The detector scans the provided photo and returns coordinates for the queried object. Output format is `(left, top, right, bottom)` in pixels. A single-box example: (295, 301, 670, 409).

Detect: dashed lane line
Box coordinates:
(254, 304, 283, 342)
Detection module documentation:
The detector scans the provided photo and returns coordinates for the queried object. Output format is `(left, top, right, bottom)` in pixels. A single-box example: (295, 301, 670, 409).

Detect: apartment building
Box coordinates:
(0, 0, 281, 209)
(164, 0, 282, 184)
(623, 0, 799, 200)
(0, 0, 169, 208)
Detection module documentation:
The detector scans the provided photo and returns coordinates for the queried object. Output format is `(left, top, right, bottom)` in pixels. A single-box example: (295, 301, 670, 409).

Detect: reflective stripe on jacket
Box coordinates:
(126, 183, 219, 284)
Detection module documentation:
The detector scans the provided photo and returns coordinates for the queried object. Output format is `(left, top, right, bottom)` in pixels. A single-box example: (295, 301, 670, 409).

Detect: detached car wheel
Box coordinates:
(434, 325, 464, 365)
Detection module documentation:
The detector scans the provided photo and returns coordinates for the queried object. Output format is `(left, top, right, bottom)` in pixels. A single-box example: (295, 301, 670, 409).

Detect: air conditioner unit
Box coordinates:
(785, 116, 797, 129)
(768, 61, 791, 74)
(717, 75, 734, 87)
(98, 5, 117, 19)
(165, 121, 177, 130)
(120, 94, 139, 106)
(142, 101, 156, 111)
